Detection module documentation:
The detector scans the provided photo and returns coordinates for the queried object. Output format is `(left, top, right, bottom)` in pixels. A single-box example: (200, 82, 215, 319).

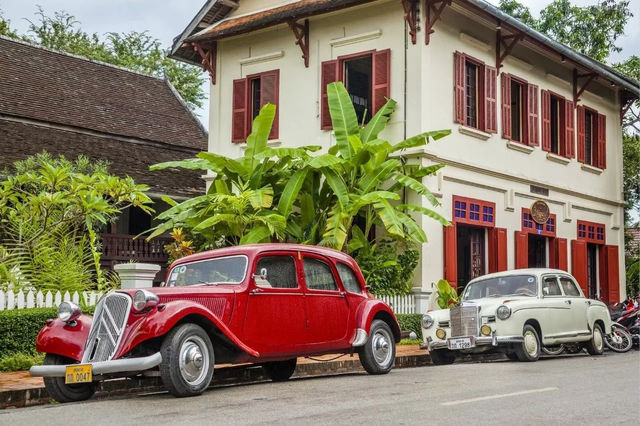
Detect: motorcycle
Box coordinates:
(604, 307, 638, 353)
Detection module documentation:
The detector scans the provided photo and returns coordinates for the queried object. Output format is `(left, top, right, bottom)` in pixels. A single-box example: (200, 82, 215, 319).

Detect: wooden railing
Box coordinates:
(100, 233, 171, 264)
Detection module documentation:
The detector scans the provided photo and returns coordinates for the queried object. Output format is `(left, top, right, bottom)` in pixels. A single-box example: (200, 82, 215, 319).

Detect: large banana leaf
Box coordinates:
(360, 98, 396, 144)
(240, 225, 271, 245)
(327, 82, 358, 160)
(374, 199, 404, 238)
(277, 169, 308, 217)
(398, 204, 450, 226)
(358, 159, 400, 193)
(390, 129, 452, 152)
(322, 168, 349, 208)
(244, 103, 276, 170)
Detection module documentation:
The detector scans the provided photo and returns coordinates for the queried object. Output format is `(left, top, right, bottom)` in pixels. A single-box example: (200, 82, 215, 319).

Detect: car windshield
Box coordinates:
(166, 255, 248, 286)
(462, 275, 538, 300)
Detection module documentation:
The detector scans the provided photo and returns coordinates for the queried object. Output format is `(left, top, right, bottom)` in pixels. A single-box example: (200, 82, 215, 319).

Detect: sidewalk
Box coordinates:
(1, 345, 432, 409)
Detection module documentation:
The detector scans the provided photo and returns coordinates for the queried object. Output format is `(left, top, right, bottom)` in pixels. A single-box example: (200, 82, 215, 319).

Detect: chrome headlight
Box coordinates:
(497, 305, 511, 320)
(133, 289, 159, 312)
(58, 301, 82, 323)
(421, 314, 434, 329)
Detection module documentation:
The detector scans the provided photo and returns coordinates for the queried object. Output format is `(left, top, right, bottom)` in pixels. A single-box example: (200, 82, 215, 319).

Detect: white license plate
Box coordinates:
(448, 337, 475, 350)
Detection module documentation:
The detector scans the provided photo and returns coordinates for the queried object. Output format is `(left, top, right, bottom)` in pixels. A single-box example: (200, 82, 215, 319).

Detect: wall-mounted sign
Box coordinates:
(530, 200, 550, 225)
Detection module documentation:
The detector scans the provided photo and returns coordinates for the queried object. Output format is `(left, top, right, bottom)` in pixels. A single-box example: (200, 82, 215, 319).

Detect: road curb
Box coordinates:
(0, 351, 506, 409)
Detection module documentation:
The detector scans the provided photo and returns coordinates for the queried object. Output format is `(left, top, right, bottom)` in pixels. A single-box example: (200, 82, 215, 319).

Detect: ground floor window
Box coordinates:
(456, 225, 486, 291)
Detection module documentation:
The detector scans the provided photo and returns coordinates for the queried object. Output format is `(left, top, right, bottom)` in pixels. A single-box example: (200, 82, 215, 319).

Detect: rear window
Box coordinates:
(336, 263, 362, 293)
(167, 255, 248, 286)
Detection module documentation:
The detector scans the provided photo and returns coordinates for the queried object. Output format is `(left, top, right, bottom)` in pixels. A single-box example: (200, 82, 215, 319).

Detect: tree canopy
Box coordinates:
(0, 7, 205, 111)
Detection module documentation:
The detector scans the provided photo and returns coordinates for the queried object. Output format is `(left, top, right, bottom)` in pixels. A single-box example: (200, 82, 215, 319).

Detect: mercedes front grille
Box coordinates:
(449, 305, 480, 337)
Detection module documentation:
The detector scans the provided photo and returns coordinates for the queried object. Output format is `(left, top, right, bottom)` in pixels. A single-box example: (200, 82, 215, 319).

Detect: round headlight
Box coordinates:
(421, 314, 434, 329)
(435, 328, 447, 340)
(480, 325, 492, 336)
(497, 305, 511, 320)
(133, 289, 159, 312)
(58, 301, 82, 323)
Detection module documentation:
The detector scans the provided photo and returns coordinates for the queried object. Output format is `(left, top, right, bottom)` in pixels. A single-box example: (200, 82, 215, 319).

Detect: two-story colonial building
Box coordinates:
(170, 0, 639, 309)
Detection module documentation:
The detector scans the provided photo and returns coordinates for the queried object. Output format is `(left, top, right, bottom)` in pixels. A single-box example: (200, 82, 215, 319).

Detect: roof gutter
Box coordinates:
(464, 0, 639, 96)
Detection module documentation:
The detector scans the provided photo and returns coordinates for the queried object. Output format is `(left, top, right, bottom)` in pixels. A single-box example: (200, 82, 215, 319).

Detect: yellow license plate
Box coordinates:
(65, 364, 92, 384)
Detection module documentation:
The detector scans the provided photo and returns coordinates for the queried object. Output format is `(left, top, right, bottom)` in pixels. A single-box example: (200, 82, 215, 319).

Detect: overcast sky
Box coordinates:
(1, 0, 638, 128)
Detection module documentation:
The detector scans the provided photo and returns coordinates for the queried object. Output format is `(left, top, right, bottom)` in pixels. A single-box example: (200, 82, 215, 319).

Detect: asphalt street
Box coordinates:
(2, 351, 638, 426)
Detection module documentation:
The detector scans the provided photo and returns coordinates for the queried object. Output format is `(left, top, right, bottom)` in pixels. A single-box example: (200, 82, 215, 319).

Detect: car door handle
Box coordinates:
(250, 288, 263, 294)
(565, 300, 572, 305)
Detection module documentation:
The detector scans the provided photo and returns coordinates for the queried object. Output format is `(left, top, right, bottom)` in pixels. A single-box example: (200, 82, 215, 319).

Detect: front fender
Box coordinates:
(356, 299, 401, 342)
(588, 302, 612, 334)
(114, 301, 259, 359)
(35, 315, 93, 362)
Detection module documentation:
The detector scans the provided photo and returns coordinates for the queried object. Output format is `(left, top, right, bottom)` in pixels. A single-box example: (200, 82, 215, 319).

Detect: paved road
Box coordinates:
(2, 351, 638, 425)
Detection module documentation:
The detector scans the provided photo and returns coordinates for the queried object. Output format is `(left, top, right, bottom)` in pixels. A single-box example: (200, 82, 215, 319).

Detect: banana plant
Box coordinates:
(314, 82, 451, 251)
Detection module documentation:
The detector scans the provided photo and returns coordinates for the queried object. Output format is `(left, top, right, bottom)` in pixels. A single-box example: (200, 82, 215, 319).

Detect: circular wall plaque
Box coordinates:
(530, 200, 550, 225)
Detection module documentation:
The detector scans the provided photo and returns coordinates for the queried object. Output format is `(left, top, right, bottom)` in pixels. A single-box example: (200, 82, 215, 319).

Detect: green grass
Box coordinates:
(398, 338, 422, 345)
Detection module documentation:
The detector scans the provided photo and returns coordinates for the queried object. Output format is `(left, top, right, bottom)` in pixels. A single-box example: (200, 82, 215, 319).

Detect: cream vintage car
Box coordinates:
(421, 269, 612, 364)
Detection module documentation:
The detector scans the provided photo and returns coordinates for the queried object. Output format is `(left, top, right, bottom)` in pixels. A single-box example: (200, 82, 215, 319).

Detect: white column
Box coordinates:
(114, 263, 161, 289)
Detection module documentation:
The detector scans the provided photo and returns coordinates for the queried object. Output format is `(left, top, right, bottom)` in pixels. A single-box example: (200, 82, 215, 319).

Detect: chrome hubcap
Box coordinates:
(179, 336, 209, 386)
(372, 329, 393, 366)
(524, 331, 538, 357)
(594, 328, 603, 351)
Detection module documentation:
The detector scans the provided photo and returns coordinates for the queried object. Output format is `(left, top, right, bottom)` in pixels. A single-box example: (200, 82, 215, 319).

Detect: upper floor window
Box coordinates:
(577, 220, 605, 244)
(453, 52, 497, 133)
(321, 49, 390, 130)
(232, 70, 279, 142)
(501, 73, 538, 146)
(452, 195, 495, 228)
(577, 106, 606, 169)
(541, 90, 575, 158)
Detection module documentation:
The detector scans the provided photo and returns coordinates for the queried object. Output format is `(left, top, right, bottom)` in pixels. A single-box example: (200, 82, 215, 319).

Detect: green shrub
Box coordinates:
(356, 241, 419, 296)
(0, 306, 95, 358)
(0, 352, 44, 372)
(396, 313, 423, 340)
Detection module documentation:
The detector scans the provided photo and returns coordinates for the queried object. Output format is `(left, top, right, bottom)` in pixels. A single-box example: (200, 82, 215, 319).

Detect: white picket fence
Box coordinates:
(378, 294, 416, 314)
(0, 289, 103, 311)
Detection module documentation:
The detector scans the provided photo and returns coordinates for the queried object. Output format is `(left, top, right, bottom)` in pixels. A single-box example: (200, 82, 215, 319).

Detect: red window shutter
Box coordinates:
(527, 83, 539, 146)
(501, 73, 512, 139)
(260, 70, 279, 139)
(443, 225, 458, 289)
(321, 59, 339, 130)
(576, 105, 585, 163)
(372, 49, 391, 115)
(571, 239, 588, 295)
(514, 231, 528, 269)
(549, 238, 568, 271)
(605, 245, 620, 304)
(564, 100, 575, 158)
(453, 52, 466, 124)
(541, 90, 551, 151)
(484, 65, 497, 133)
(232, 78, 248, 143)
(598, 247, 608, 304)
(488, 228, 508, 272)
(597, 113, 606, 169)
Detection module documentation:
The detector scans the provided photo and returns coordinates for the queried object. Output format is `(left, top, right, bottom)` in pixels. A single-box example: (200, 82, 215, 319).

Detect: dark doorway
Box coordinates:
(343, 55, 372, 124)
(528, 234, 546, 268)
(128, 206, 152, 236)
(587, 243, 598, 298)
(457, 225, 485, 291)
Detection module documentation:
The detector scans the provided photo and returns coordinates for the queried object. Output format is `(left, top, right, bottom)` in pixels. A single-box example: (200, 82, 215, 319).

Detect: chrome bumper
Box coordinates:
(29, 352, 162, 378)
(427, 333, 524, 351)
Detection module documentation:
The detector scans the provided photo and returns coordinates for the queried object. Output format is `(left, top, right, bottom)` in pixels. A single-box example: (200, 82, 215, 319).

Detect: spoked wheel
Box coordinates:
(358, 320, 396, 374)
(160, 323, 214, 397)
(604, 325, 632, 353)
(541, 345, 565, 356)
(514, 325, 540, 362)
(43, 354, 96, 403)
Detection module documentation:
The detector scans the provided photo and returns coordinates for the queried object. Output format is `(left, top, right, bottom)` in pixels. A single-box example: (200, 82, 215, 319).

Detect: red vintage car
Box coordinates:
(30, 244, 401, 402)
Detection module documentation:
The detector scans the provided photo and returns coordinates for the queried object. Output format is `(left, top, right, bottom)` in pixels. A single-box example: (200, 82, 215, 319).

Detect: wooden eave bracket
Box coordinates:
(620, 92, 637, 125)
(573, 69, 597, 105)
(425, 0, 451, 45)
(400, 0, 419, 45)
(495, 28, 524, 71)
(288, 19, 310, 68)
(192, 41, 217, 84)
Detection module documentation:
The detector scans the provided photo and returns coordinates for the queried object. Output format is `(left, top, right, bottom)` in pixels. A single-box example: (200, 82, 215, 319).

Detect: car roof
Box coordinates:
(467, 268, 572, 284)
(170, 243, 356, 267)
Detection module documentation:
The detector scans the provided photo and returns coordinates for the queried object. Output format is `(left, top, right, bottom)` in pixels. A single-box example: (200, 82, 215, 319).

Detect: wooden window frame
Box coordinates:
(576, 220, 606, 245)
(583, 106, 598, 166)
(509, 75, 526, 143)
(521, 208, 557, 238)
(452, 195, 495, 228)
(548, 91, 565, 155)
(462, 54, 485, 132)
(232, 69, 280, 143)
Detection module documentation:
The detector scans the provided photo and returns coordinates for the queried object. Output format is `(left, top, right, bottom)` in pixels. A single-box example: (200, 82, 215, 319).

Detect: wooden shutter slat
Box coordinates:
(321, 59, 339, 130)
(514, 231, 528, 269)
(260, 70, 280, 140)
(443, 225, 457, 289)
(576, 105, 585, 163)
(484, 65, 498, 133)
(571, 239, 588, 295)
(372, 49, 391, 115)
(606, 245, 619, 304)
(527, 83, 539, 146)
(232, 78, 248, 143)
(597, 113, 606, 169)
(557, 238, 568, 271)
(564, 100, 575, 158)
(454, 52, 466, 125)
(541, 90, 551, 151)
(501, 73, 511, 139)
